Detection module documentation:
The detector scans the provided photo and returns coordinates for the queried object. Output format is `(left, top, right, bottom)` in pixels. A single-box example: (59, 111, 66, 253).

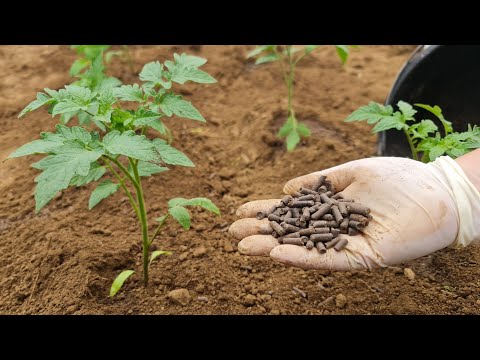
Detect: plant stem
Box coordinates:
(404, 129, 419, 161)
(129, 158, 150, 287)
(103, 158, 139, 217)
(104, 155, 138, 188)
(149, 213, 170, 245)
(286, 46, 297, 127)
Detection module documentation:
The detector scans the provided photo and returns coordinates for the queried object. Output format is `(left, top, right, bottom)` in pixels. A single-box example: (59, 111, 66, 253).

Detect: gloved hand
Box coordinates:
(229, 155, 480, 270)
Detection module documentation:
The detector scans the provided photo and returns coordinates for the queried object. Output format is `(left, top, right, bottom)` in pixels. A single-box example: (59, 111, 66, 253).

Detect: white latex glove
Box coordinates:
(229, 155, 480, 270)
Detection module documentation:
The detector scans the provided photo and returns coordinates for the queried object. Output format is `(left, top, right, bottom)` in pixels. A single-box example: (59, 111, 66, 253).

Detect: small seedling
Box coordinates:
(248, 45, 355, 151)
(345, 101, 480, 162)
(7, 53, 219, 296)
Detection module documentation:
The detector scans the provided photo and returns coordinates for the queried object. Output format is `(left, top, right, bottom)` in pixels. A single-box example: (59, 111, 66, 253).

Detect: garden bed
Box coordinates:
(1, 45, 479, 314)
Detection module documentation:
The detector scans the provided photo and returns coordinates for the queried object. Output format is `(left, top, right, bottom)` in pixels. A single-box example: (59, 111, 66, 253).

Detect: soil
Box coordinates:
(1, 45, 479, 315)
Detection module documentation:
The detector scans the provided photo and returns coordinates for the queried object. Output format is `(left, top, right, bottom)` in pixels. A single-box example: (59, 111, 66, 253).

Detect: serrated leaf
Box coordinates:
(152, 139, 194, 167)
(415, 103, 453, 134)
(165, 53, 216, 84)
(19, 92, 56, 118)
(428, 144, 449, 161)
(128, 161, 168, 177)
(335, 45, 349, 64)
(447, 147, 468, 158)
(8, 134, 64, 158)
(51, 101, 85, 117)
(286, 129, 300, 151)
(102, 130, 160, 162)
(397, 100, 417, 120)
(113, 84, 144, 102)
(132, 109, 162, 126)
(173, 53, 207, 67)
(149, 250, 172, 267)
(168, 197, 220, 215)
(410, 119, 438, 139)
(139, 61, 172, 89)
(31, 142, 104, 212)
(88, 180, 120, 209)
(168, 206, 191, 230)
(345, 102, 394, 124)
(96, 77, 123, 91)
(371, 113, 405, 132)
(159, 93, 205, 122)
(70, 58, 90, 77)
(297, 123, 311, 137)
(110, 270, 134, 297)
(70, 163, 106, 186)
(255, 53, 279, 65)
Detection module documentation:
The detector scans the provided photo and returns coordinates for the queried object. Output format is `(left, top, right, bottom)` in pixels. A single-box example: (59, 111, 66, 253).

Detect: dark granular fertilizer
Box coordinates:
(256, 175, 372, 253)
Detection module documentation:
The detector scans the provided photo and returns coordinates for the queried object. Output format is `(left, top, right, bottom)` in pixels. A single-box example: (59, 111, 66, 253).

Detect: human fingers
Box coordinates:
(235, 199, 280, 218)
(228, 218, 272, 240)
(237, 235, 280, 256)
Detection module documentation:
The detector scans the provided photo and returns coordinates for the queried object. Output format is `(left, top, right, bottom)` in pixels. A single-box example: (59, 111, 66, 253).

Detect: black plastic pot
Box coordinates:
(378, 45, 480, 157)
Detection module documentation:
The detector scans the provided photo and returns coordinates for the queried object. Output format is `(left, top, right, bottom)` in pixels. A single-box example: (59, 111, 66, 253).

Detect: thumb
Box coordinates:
(283, 160, 358, 195)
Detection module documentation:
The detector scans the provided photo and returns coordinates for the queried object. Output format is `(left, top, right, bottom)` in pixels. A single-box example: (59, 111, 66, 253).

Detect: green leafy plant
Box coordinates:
(345, 101, 480, 162)
(63, 46, 123, 129)
(7, 53, 220, 295)
(248, 45, 354, 151)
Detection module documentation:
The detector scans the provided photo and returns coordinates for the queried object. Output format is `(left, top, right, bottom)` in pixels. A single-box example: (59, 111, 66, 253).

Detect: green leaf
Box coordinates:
(88, 180, 120, 209)
(51, 101, 84, 117)
(286, 129, 300, 151)
(174, 53, 207, 67)
(60, 111, 78, 125)
(255, 53, 279, 64)
(397, 101, 417, 120)
(168, 197, 220, 215)
(96, 77, 123, 91)
(70, 163, 106, 186)
(102, 130, 160, 162)
(415, 103, 453, 134)
(8, 135, 64, 158)
(345, 102, 394, 124)
(168, 206, 191, 230)
(428, 144, 449, 161)
(128, 161, 168, 177)
(132, 109, 162, 127)
(139, 61, 172, 89)
(113, 84, 145, 102)
(19, 92, 56, 118)
(165, 54, 216, 84)
(159, 93, 205, 122)
(335, 45, 349, 64)
(152, 139, 194, 167)
(31, 142, 104, 212)
(297, 123, 311, 137)
(156, 214, 169, 224)
(305, 45, 319, 54)
(247, 45, 274, 58)
(70, 58, 90, 76)
(110, 270, 134, 297)
(371, 112, 405, 132)
(278, 119, 294, 137)
(149, 250, 172, 267)
(410, 119, 438, 139)
(447, 147, 467, 158)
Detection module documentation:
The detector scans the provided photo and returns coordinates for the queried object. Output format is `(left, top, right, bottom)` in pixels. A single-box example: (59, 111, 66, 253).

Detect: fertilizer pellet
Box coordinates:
(268, 213, 282, 222)
(310, 233, 334, 243)
(322, 213, 334, 221)
(325, 237, 341, 249)
(334, 237, 348, 251)
(312, 175, 326, 192)
(270, 221, 285, 236)
(331, 205, 343, 223)
(315, 241, 327, 254)
(263, 176, 372, 255)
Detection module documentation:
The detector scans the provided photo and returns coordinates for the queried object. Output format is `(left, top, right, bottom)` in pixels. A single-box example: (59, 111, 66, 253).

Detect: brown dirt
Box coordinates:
(1, 45, 479, 315)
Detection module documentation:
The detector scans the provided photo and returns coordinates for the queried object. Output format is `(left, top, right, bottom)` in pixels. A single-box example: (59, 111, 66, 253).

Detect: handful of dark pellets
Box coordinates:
(256, 175, 372, 254)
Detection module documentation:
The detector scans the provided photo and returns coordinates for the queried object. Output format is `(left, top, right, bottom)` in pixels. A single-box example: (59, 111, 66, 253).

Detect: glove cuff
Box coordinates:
(430, 155, 480, 248)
